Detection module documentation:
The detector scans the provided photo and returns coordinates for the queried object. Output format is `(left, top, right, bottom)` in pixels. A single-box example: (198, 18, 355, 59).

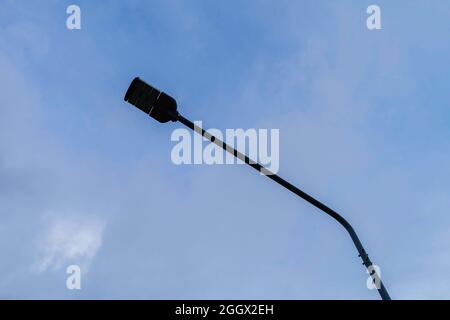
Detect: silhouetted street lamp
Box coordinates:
(124, 77, 391, 300)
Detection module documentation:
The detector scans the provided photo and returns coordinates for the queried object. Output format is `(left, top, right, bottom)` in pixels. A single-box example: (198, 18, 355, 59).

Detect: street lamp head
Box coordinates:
(124, 77, 178, 123)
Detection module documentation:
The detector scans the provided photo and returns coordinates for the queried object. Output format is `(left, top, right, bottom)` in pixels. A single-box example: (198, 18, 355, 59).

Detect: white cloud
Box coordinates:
(34, 214, 105, 273)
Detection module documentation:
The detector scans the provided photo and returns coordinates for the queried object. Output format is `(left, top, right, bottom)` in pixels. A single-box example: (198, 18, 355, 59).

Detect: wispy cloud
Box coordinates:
(33, 214, 105, 273)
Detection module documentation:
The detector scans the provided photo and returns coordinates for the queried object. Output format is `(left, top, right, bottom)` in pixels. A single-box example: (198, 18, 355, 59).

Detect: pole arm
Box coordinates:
(176, 113, 391, 300)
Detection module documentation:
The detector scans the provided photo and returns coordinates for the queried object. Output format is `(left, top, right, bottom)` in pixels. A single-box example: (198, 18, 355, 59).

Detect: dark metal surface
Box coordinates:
(177, 114, 391, 300)
(123, 77, 391, 300)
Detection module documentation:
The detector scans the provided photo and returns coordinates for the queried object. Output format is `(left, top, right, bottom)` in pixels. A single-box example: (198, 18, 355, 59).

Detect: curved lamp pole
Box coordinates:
(124, 77, 391, 300)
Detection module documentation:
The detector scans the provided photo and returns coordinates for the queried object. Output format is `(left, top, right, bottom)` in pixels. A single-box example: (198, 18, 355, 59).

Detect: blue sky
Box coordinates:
(1, 0, 450, 299)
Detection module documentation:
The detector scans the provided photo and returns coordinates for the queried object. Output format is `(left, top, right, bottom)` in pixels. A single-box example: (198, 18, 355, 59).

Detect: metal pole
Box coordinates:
(177, 113, 391, 300)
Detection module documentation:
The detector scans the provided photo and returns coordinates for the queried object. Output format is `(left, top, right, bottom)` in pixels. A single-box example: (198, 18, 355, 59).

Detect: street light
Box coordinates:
(124, 77, 392, 300)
